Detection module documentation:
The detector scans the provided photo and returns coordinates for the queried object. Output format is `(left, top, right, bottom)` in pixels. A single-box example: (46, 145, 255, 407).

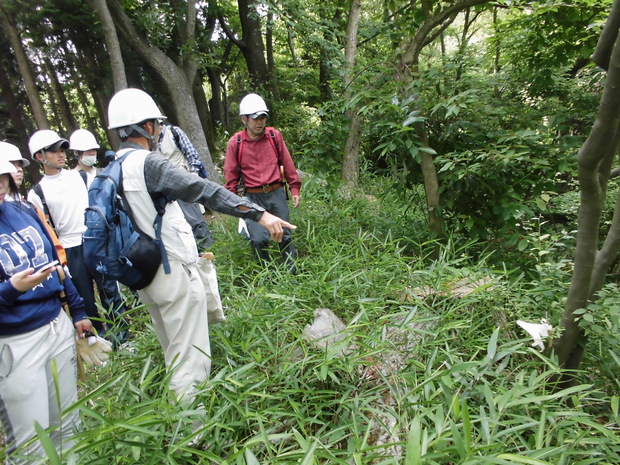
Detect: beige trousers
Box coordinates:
(138, 259, 211, 403)
(0, 310, 79, 464)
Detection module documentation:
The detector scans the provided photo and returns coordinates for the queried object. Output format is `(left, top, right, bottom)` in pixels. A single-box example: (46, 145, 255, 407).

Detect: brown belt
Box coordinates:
(245, 182, 282, 194)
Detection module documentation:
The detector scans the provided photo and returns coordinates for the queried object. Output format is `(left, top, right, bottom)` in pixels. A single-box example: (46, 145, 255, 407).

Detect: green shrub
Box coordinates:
(4, 178, 618, 465)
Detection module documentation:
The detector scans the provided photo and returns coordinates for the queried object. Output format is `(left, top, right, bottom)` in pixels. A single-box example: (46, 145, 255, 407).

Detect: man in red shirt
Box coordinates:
(224, 93, 301, 273)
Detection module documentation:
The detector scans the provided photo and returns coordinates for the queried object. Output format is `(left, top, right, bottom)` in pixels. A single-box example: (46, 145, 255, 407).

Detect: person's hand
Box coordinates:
(292, 195, 301, 208)
(258, 211, 297, 243)
(9, 267, 54, 292)
(74, 319, 94, 337)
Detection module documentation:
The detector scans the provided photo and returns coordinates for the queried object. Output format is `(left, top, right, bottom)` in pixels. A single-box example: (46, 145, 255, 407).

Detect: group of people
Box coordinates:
(27, 128, 130, 346)
(0, 89, 301, 462)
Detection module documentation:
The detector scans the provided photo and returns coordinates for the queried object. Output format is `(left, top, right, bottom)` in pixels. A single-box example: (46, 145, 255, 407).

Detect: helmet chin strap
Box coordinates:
(41, 150, 63, 172)
(129, 123, 158, 150)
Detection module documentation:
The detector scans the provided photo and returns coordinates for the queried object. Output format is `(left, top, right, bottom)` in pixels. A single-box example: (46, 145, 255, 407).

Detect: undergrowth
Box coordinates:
(3, 176, 619, 464)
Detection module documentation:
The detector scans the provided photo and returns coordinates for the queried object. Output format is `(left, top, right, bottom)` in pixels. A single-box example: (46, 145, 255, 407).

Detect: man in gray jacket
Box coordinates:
(106, 88, 295, 404)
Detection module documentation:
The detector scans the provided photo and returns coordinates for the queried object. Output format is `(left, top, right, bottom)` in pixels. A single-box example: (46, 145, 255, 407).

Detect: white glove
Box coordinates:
(76, 335, 113, 366)
(238, 218, 250, 239)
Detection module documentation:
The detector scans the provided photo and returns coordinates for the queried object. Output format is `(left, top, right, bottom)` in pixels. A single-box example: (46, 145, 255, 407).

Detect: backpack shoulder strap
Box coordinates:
(117, 150, 171, 275)
(169, 125, 182, 149)
(235, 131, 245, 186)
(33, 183, 56, 232)
(266, 128, 289, 190)
(78, 169, 88, 186)
(235, 131, 244, 163)
(267, 128, 281, 163)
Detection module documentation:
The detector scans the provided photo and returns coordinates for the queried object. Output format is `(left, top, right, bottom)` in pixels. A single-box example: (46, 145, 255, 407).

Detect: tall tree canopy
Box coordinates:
(0, 0, 617, 378)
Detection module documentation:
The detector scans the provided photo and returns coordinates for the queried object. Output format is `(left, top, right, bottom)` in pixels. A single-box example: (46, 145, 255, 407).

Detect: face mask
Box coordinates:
(80, 155, 97, 167)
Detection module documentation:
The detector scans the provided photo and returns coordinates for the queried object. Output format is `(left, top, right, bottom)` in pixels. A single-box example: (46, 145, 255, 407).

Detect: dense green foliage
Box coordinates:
(2, 0, 620, 461)
(5, 177, 618, 464)
(294, 2, 607, 243)
(0, 0, 613, 245)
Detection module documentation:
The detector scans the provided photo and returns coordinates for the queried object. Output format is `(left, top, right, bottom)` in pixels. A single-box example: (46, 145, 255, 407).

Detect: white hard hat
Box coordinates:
(239, 93, 269, 117)
(70, 129, 100, 151)
(108, 88, 166, 129)
(28, 130, 69, 158)
(0, 158, 17, 176)
(0, 141, 30, 167)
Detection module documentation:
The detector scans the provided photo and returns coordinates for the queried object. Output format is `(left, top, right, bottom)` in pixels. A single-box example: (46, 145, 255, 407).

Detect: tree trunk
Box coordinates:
(394, 79, 444, 242)
(90, 84, 120, 151)
(342, 114, 361, 185)
(0, 5, 49, 129)
(106, 0, 218, 180)
(266, 9, 275, 76)
(455, 8, 481, 84)
(236, 0, 270, 91)
(318, 53, 333, 103)
(41, 62, 64, 133)
(553, 17, 620, 375)
(591, 0, 620, 71)
(217, 0, 278, 96)
(202, 0, 229, 133)
(44, 57, 77, 134)
(0, 41, 39, 185)
(78, 42, 118, 150)
(317, 5, 342, 103)
(74, 79, 97, 133)
(87, 0, 127, 91)
(206, 65, 225, 129)
(192, 73, 217, 158)
(418, 126, 443, 240)
(341, 0, 362, 187)
(60, 43, 97, 132)
(0, 60, 30, 144)
(492, 7, 501, 98)
(393, 0, 493, 242)
(286, 23, 298, 63)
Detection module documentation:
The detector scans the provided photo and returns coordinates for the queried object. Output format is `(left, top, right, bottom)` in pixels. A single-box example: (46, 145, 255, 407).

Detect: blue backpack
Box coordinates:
(83, 151, 170, 290)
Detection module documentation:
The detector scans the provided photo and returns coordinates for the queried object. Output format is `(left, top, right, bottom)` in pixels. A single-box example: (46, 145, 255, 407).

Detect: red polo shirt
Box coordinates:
(224, 128, 301, 196)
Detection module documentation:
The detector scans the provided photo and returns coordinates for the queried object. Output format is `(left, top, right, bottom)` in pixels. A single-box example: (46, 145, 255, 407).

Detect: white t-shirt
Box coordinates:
(27, 169, 88, 248)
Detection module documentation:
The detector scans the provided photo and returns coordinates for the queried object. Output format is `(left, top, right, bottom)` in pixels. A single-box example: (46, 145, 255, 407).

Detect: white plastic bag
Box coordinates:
(197, 253, 226, 325)
(303, 308, 347, 349)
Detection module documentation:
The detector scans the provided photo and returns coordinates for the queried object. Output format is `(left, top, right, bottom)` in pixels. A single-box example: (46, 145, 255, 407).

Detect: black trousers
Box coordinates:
(65, 244, 128, 343)
(245, 187, 296, 273)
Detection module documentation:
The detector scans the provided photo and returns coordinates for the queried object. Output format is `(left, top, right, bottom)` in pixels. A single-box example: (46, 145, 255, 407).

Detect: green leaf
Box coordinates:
(438, 161, 455, 173)
(582, 313, 594, 322)
(487, 327, 499, 362)
(405, 419, 422, 465)
(299, 439, 319, 465)
(461, 399, 472, 455)
(419, 146, 438, 155)
(496, 453, 552, 464)
(244, 448, 260, 465)
(535, 410, 546, 450)
(132, 435, 142, 460)
(34, 422, 61, 464)
(403, 114, 424, 126)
